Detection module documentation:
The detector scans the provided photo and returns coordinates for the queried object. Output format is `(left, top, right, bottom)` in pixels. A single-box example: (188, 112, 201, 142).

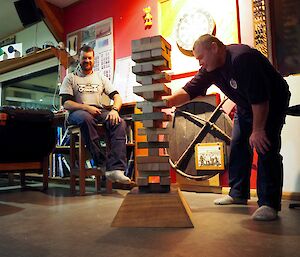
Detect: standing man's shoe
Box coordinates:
(214, 195, 248, 205)
(251, 205, 278, 221)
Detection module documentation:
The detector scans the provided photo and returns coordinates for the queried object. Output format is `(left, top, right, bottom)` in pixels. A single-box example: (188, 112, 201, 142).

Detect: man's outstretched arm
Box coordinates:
(164, 88, 191, 108)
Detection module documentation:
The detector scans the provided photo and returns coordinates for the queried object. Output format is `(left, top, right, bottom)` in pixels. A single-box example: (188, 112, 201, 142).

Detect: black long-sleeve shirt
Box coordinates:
(183, 44, 290, 117)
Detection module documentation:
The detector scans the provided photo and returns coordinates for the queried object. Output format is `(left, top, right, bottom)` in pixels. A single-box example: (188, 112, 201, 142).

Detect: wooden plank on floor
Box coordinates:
(111, 187, 194, 228)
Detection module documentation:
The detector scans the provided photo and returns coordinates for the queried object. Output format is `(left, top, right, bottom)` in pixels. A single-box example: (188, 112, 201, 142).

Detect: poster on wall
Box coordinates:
(66, 17, 114, 81)
(113, 56, 144, 103)
(159, 0, 239, 76)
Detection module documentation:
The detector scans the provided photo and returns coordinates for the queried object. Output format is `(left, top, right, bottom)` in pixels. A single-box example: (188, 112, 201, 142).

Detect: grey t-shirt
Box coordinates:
(59, 67, 115, 107)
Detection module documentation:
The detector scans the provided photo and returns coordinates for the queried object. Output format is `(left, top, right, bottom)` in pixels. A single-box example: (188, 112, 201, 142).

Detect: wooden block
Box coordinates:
(132, 51, 151, 62)
(140, 94, 169, 101)
(137, 163, 170, 172)
(147, 134, 159, 141)
(138, 103, 168, 113)
(151, 48, 171, 62)
(138, 174, 170, 186)
(136, 72, 171, 85)
(136, 75, 151, 85)
(132, 35, 171, 53)
(132, 52, 171, 65)
(142, 120, 164, 128)
(137, 175, 171, 186)
(132, 64, 146, 75)
(150, 35, 172, 51)
(136, 99, 168, 109)
(142, 120, 155, 128)
(132, 63, 160, 75)
(137, 141, 169, 149)
(132, 59, 171, 75)
(142, 92, 156, 100)
(134, 88, 171, 101)
(134, 83, 170, 95)
(111, 187, 194, 228)
(136, 155, 170, 163)
(149, 59, 171, 71)
(137, 167, 170, 175)
(138, 162, 170, 171)
(138, 104, 154, 113)
(148, 148, 160, 156)
(153, 72, 171, 83)
(138, 127, 169, 135)
(132, 112, 171, 122)
(160, 176, 171, 185)
(131, 39, 140, 52)
(138, 59, 170, 68)
(131, 37, 151, 52)
(132, 35, 172, 65)
(145, 133, 169, 142)
(137, 177, 148, 186)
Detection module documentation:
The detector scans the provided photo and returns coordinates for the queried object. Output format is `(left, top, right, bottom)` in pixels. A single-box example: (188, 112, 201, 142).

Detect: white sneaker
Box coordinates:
(251, 205, 278, 221)
(105, 170, 131, 184)
(214, 195, 248, 205)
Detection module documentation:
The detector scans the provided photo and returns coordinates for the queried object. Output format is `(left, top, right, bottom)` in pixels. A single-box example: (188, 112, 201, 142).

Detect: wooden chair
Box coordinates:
(69, 124, 112, 195)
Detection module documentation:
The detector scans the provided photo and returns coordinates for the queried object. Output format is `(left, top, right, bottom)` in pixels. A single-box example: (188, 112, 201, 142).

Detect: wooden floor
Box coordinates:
(0, 179, 299, 257)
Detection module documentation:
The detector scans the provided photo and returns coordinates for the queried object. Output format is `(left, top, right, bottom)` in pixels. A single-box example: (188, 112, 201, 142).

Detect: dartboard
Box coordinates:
(175, 8, 216, 55)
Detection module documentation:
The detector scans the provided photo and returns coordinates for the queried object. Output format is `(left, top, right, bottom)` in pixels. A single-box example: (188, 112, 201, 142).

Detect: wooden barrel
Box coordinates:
(167, 95, 233, 184)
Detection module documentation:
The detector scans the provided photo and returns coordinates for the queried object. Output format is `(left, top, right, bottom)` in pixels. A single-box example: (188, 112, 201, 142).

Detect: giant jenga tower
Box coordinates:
(111, 36, 193, 228)
(132, 35, 172, 193)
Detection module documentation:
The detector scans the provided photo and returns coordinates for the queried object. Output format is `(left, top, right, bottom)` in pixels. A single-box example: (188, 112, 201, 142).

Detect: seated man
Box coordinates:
(59, 45, 130, 184)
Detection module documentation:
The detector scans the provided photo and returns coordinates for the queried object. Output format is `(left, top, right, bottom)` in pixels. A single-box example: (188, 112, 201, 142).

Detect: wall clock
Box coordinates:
(175, 8, 216, 56)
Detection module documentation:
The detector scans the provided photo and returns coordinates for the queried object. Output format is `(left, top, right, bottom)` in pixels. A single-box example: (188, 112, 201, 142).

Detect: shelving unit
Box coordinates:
(119, 102, 136, 181)
(0, 47, 55, 75)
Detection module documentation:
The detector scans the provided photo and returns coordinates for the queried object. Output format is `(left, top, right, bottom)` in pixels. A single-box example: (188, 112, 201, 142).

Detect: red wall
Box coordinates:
(64, 0, 257, 189)
(64, 0, 159, 59)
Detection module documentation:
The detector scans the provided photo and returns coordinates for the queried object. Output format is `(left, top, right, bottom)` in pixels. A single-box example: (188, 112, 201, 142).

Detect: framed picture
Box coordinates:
(195, 142, 225, 170)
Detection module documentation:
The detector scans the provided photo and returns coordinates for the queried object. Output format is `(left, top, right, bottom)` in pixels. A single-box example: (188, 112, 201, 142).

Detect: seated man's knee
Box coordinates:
(107, 118, 126, 132)
(69, 110, 95, 125)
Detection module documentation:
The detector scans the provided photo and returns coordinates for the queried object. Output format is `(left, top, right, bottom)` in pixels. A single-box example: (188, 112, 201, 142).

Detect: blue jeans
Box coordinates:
(228, 106, 288, 211)
(68, 108, 127, 171)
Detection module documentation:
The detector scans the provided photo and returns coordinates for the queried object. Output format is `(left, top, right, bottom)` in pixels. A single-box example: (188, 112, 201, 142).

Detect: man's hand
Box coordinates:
(249, 129, 271, 154)
(162, 89, 190, 108)
(250, 101, 270, 154)
(85, 105, 101, 116)
(106, 109, 120, 125)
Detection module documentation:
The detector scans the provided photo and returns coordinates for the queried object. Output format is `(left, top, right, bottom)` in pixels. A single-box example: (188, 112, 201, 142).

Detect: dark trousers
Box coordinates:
(228, 107, 287, 211)
(68, 109, 127, 171)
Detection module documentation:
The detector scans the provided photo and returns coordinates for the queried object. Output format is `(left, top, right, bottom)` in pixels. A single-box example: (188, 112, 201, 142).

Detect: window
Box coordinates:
(1, 66, 60, 110)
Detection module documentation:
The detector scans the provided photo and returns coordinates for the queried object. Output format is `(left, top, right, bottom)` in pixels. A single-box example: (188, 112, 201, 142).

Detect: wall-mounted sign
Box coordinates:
(0, 43, 22, 62)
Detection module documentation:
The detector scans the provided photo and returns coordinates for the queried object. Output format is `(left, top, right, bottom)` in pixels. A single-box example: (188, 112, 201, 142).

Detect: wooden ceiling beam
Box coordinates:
(35, 0, 64, 42)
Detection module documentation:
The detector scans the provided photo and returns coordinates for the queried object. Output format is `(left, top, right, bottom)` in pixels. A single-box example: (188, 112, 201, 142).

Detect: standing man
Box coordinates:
(59, 45, 131, 184)
(165, 34, 290, 221)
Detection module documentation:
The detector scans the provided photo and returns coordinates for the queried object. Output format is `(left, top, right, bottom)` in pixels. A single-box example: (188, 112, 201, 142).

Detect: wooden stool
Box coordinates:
(69, 124, 112, 195)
